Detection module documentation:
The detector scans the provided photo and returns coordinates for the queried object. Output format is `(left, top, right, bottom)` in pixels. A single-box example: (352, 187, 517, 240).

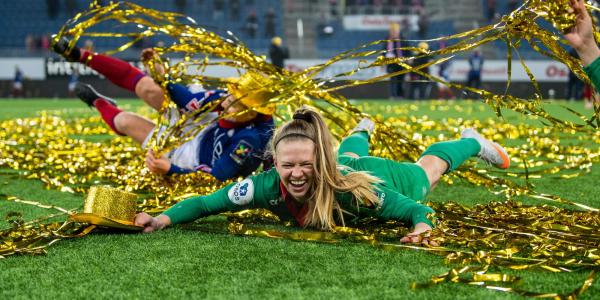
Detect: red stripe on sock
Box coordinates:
(82, 51, 145, 92)
(94, 99, 125, 136)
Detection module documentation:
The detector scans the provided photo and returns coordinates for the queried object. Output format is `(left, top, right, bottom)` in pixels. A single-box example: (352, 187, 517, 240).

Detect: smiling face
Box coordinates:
(274, 139, 316, 202)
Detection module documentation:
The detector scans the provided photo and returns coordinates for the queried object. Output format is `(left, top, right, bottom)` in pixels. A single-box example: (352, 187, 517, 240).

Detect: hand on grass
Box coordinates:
(145, 150, 171, 175)
(134, 212, 171, 233)
(400, 222, 438, 246)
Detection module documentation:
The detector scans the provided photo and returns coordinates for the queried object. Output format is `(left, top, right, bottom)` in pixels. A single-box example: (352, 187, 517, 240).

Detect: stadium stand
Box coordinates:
(0, 0, 561, 61)
(0, 0, 282, 58)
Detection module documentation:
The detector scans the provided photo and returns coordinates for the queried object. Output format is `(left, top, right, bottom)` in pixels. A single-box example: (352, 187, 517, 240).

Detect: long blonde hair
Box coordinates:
(271, 106, 382, 230)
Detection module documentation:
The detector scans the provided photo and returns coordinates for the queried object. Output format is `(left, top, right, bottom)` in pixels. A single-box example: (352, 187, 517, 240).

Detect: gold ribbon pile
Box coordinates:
(2, 0, 600, 298)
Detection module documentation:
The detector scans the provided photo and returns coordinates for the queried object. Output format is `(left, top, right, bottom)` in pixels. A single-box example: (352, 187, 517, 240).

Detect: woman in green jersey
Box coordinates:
(135, 106, 510, 245)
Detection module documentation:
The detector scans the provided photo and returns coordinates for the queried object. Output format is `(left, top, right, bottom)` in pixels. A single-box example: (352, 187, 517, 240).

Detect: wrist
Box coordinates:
(155, 214, 172, 230)
(576, 42, 600, 66)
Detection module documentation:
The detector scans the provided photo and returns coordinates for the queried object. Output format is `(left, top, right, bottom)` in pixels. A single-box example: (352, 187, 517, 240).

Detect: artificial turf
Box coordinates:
(0, 98, 598, 299)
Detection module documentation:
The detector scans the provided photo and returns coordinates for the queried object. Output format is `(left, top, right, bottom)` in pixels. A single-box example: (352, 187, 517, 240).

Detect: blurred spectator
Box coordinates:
(269, 36, 289, 70)
(12, 66, 24, 98)
(345, 0, 356, 14)
(230, 0, 241, 20)
(245, 10, 259, 38)
(41, 34, 50, 50)
(507, 0, 519, 13)
(411, 0, 424, 12)
(47, 0, 59, 19)
(265, 8, 276, 38)
(467, 50, 484, 91)
(213, 0, 225, 20)
(68, 67, 79, 97)
(65, 0, 78, 16)
(317, 12, 335, 36)
(417, 7, 428, 38)
(382, 22, 410, 100)
(34, 36, 43, 50)
(285, 0, 296, 14)
(83, 39, 94, 52)
(409, 42, 431, 100)
(329, 0, 338, 18)
(309, 0, 318, 13)
(175, 0, 186, 13)
(583, 85, 599, 109)
(25, 34, 35, 52)
(565, 49, 584, 101)
(486, 0, 496, 23)
(437, 41, 454, 100)
(373, 0, 383, 14)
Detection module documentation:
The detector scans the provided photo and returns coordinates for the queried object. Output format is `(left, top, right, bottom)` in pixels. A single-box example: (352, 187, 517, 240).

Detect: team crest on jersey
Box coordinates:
(228, 178, 254, 205)
(230, 140, 253, 165)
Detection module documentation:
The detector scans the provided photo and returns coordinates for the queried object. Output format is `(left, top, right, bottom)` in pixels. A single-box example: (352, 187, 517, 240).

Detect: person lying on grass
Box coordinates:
(54, 40, 275, 181)
(135, 106, 510, 245)
(565, 0, 600, 91)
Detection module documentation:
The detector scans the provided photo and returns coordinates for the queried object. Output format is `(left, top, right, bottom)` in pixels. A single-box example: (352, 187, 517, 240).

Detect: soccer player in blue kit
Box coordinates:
(54, 40, 275, 181)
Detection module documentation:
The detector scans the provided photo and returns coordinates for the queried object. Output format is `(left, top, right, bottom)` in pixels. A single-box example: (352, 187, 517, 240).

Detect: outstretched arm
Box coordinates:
(134, 169, 281, 233)
(565, 0, 600, 66)
(134, 181, 244, 232)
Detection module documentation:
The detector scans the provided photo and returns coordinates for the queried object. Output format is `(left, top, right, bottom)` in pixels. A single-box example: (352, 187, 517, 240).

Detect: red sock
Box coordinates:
(94, 98, 125, 136)
(81, 50, 146, 93)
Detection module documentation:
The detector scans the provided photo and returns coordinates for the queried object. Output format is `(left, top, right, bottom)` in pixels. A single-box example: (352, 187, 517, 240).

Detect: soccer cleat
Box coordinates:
(52, 37, 81, 62)
(352, 117, 376, 136)
(75, 82, 118, 108)
(461, 128, 510, 169)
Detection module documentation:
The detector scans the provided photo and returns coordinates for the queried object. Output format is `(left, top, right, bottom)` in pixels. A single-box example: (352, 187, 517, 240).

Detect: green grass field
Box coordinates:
(1, 98, 598, 299)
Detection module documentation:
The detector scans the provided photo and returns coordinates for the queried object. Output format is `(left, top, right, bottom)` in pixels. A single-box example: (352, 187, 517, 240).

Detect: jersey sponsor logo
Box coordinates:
(230, 140, 253, 165)
(185, 98, 202, 112)
(227, 178, 254, 205)
(268, 197, 283, 206)
(211, 130, 226, 165)
(377, 191, 386, 207)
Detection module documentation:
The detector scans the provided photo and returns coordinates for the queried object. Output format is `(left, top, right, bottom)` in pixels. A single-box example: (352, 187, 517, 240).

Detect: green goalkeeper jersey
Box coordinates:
(584, 56, 600, 91)
(163, 155, 435, 228)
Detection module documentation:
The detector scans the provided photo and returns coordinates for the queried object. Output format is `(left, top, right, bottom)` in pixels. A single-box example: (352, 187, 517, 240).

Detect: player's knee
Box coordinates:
(416, 155, 448, 189)
(113, 111, 133, 132)
(135, 77, 163, 102)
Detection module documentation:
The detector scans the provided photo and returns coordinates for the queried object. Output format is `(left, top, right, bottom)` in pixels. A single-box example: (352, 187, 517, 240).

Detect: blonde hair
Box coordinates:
(271, 36, 282, 46)
(271, 106, 382, 231)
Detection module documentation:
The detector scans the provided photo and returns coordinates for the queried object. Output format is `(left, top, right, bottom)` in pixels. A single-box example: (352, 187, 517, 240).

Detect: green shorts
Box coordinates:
(338, 155, 430, 201)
